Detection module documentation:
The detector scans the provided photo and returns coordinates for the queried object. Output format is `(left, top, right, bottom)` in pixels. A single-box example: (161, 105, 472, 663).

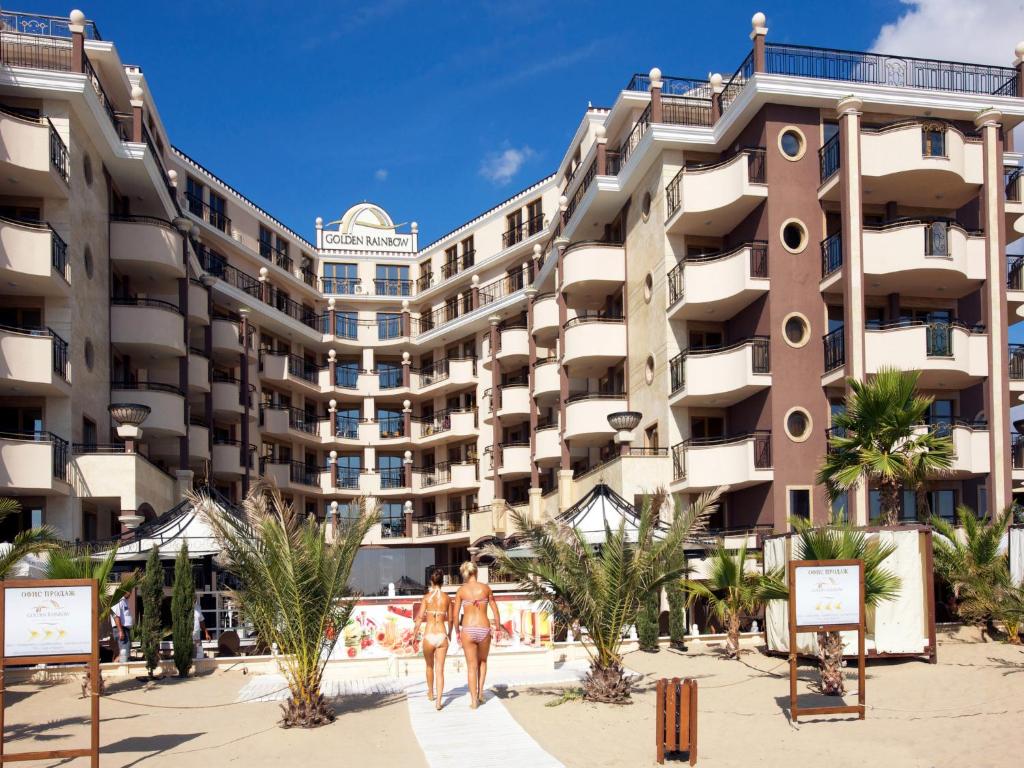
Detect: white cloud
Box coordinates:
(374, 168, 388, 182)
(479, 145, 535, 185)
(871, 0, 1024, 64)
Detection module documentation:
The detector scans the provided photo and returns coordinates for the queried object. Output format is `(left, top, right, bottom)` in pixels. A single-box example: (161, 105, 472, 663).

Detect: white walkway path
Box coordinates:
(235, 662, 608, 768)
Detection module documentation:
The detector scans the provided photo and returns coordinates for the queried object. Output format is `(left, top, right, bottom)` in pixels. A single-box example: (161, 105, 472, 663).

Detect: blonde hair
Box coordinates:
(459, 561, 477, 580)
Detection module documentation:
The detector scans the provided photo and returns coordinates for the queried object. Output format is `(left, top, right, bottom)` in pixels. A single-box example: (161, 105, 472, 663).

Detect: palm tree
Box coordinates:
(486, 490, 718, 703)
(760, 515, 901, 696)
(930, 505, 1013, 639)
(191, 484, 377, 728)
(0, 497, 57, 579)
(817, 367, 954, 525)
(683, 545, 761, 658)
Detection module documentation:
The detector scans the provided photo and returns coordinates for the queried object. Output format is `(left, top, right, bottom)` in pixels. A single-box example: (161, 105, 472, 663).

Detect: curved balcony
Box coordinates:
(188, 424, 210, 463)
(188, 280, 210, 326)
(110, 382, 186, 437)
(670, 431, 773, 491)
(562, 316, 626, 377)
(865, 321, 988, 388)
(414, 357, 476, 394)
(263, 460, 322, 491)
(211, 317, 242, 357)
(497, 443, 532, 479)
(668, 337, 771, 407)
(212, 439, 253, 479)
(494, 326, 530, 368)
(211, 377, 245, 419)
(0, 431, 69, 494)
(665, 149, 767, 236)
(187, 349, 210, 393)
(0, 217, 69, 295)
(261, 352, 326, 391)
(860, 220, 984, 296)
(497, 384, 531, 423)
(413, 408, 477, 445)
(110, 216, 184, 278)
(913, 421, 989, 476)
(535, 425, 561, 466)
(857, 123, 982, 208)
(0, 110, 68, 196)
(667, 242, 769, 321)
(111, 298, 185, 358)
(532, 293, 559, 344)
(0, 325, 70, 395)
(561, 243, 625, 307)
(533, 358, 560, 404)
(564, 392, 627, 445)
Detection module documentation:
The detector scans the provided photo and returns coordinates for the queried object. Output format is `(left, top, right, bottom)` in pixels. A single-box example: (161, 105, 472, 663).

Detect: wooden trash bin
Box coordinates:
(655, 677, 697, 765)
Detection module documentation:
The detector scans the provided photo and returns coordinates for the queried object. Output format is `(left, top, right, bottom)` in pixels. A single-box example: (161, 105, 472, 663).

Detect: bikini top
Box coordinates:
(462, 595, 488, 607)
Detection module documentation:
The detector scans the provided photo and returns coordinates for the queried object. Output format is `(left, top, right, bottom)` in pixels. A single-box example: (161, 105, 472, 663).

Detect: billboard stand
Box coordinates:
(787, 559, 865, 722)
(0, 579, 100, 766)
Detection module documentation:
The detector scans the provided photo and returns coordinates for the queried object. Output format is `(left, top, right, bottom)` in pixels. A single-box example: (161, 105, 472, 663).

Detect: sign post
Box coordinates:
(0, 578, 100, 766)
(787, 559, 865, 721)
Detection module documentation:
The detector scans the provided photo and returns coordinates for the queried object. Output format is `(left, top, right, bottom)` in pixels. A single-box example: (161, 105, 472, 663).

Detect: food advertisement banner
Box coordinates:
(4, 584, 94, 658)
(331, 596, 552, 660)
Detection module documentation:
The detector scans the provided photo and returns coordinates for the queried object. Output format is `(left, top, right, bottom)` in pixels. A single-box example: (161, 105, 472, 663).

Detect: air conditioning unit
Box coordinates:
(353, 283, 368, 295)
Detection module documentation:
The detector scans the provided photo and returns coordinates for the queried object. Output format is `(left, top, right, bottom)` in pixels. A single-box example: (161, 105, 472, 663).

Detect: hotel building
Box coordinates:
(1, 9, 1023, 585)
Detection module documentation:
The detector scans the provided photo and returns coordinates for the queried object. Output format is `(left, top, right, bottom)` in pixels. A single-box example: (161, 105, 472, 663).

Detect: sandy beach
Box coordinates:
(2, 628, 1021, 767)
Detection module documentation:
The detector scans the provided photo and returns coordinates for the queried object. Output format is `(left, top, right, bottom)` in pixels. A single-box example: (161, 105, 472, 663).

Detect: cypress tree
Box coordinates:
(636, 588, 661, 651)
(140, 546, 164, 678)
(666, 578, 687, 650)
(171, 544, 194, 677)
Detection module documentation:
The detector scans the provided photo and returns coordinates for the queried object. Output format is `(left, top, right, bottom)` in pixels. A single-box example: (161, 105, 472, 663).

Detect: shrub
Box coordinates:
(666, 578, 687, 649)
(140, 546, 164, 679)
(636, 588, 661, 651)
(171, 544, 194, 677)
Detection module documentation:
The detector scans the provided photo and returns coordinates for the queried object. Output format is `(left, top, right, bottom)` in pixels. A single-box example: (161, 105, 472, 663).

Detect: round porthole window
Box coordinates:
(641, 190, 652, 221)
(644, 273, 653, 303)
(83, 245, 94, 279)
(781, 219, 808, 254)
(782, 312, 811, 348)
(645, 355, 655, 384)
(83, 153, 93, 186)
(84, 338, 94, 370)
(784, 407, 812, 442)
(778, 127, 806, 161)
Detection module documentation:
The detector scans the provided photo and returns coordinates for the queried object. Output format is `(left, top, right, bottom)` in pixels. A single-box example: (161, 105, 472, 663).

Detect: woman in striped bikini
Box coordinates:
(413, 569, 452, 710)
(452, 561, 502, 709)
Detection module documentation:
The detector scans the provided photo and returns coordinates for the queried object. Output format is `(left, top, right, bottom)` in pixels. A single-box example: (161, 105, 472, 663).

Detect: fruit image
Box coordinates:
(347, 646, 357, 658)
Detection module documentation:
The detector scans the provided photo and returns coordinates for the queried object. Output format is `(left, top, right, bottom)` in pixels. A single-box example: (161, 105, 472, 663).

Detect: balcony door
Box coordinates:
(690, 416, 724, 442)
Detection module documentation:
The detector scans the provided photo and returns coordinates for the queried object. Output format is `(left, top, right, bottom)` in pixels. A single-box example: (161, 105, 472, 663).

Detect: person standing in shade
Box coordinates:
(111, 594, 133, 662)
(193, 598, 210, 661)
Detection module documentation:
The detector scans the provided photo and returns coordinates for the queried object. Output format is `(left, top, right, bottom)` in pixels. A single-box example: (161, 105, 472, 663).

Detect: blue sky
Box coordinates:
(41, 0, 917, 244)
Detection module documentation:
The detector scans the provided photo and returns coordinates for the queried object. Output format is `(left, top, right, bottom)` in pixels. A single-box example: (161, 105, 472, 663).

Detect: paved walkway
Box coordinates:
(236, 662, 608, 768)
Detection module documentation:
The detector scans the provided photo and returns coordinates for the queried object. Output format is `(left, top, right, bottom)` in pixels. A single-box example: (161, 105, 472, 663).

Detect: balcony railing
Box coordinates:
(374, 278, 412, 296)
(0, 11, 101, 39)
(0, 430, 69, 482)
(502, 215, 545, 249)
(671, 430, 772, 482)
(866, 318, 985, 357)
(418, 509, 472, 537)
(440, 250, 476, 281)
(258, 239, 292, 272)
(819, 132, 840, 183)
(1008, 256, 1024, 291)
(666, 241, 768, 306)
(665, 147, 766, 218)
(668, 336, 769, 395)
(322, 277, 359, 294)
(1009, 345, 1024, 380)
(377, 414, 405, 438)
(823, 326, 845, 371)
(184, 193, 231, 233)
(821, 232, 842, 277)
(1013, 433, 1024, 470)
(624, 73, 711, 96)
(1006, 166, 1022, 203)
(0, 32, 72, 71)
(260, 404, 319, 435)
(617, 103, 651, 172)
(378, 467, 406, 491)
(0, 324, 68, 379)
(414, 461, 453, 488)
(284, 353, 322, 384)
(762, 43, 1018, 97)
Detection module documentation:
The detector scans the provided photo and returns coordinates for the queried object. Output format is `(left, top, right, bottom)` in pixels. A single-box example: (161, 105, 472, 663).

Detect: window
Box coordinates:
(324, 262, 357, 294)
(778, 127, 806, 160)
(376, 312, 402, 340)
(526, 199, 543, 234)
(929, 489, 956, 520)
(378, 457, 405, 491)
(690, 416, 724, 440)
(82, 417, 97, 448)
(780, 219, 808, 253)
(783, 312, 811, 347)
(334, 311, 357, 339)
(335, 453, 361, 486)
(789, 488, 811, 524)
(335, 360, 359, 388)
(831, 491, 849, 523)
(378, 363, 402, 390)
(186, 177, 204, 216)
(258, 225, 273, 260)
(208, 191, 228, 232)
(375, 264, 410, 296)
(927, 399, 954, 436)
(784, 407, 812, 442)
(688, 329, 723, 350)
(976, 487, 988, 518)
(641, 191, 652, 220)
(461, 236, 475, 268)
(379, 500, 405, 535)
(506, 266, 524, 292)
(445, 296, 459, 322)
(442, 246, 459, 279)
(868, 490, 917, 522)
(505, 209, 524, 246)
(922, 125, 946, 157)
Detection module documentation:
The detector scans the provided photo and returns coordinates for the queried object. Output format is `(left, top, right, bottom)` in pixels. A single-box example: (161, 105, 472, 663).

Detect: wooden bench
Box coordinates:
(655, 677, 697, 765)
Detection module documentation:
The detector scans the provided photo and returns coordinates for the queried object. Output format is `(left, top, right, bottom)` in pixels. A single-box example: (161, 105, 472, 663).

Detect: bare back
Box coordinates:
(456, 581, 493, 629)
(421, 588, 450, 632)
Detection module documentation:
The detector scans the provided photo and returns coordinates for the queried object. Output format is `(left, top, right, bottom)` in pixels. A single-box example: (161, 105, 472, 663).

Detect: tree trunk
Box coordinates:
(879, 481, 901, 526)
(726, 612, 740, 658)
(280, 678, 335, 728)
(915, 487, 931, 523)
(582, 660, 632, 704)
(817, 630, 846, 696)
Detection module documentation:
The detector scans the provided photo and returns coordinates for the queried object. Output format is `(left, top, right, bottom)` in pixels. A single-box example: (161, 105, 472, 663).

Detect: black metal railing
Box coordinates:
(184, 193, 231, 233)
(374, 278, 412, 296)
(0, 33, 73, 71)
(819, 132, 840, 182)
(110, 380, 185, 396)
(285, 354, 322, 384)
(662, 95, 714, 127)
(110, 295, 182, 314)
(1012, 433, 1024, 470)
(823, 326, 845, 371)
(821, 232, 842, 277)
(377, 414, 405, 438)
(1008, 255, 1024, 290)
(1006, 166, 1022, 203)
(0, 430, 70, 482)
(415, 461, 453, 488)
(502, 215, 545, 248)
(763, 42, 1018, 97)
(625, 73, 711, 95)
(46, 118, 69, 182)
(322, 277, 359, 294)
(418, 509, 470, 536)
(1009, 345, 1024, 379)
(865, 318, 986, 357)
(378, 467, 406, 491)
(0, 324, 68, 379)
(1, 11, 101, 38)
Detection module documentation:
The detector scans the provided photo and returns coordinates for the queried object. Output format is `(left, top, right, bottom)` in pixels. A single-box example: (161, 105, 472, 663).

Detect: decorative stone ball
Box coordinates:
(752, 11, 766, 28)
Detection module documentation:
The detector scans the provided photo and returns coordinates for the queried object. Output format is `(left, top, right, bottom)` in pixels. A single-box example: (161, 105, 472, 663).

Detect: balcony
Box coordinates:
(110, 216, 184, 278)
(261, 351, 326, 391)
(1007, 167, 1023, 232)
(0, 108, 69, 196)
(261, 405, 320, 441)
(671, 431, 773, 491)
(413, 357, 476, 393)
(562, 316, 626, 377)
(212, 439, 253, 479)
(496, 384, 531, 423)
(665, 148, 767, 236)
(413, 408, 476, 444)
(666, 242, 769, 320)
(212, 376, 246, 420)
(914, 421, 989, 476)
(535, 425, 561, 466)
(865, 321, 988, 387)
(110, 382, 186, 437)
(0, 431, 69, 493)
(111, 298, 185, 358)
(0, 325, 69, 395)
(836, 122, 983, 207)
(497, 443, 532, 478)
(561, 242, 625, 306)
(187, 280, 209, 326)
(494, 325, 530, 367)
(532, 293, 559, 344)
(415, 510, 470, 540)
(564, 392, 627, 445)
(263, 460, 322, 490)
(211, 317, 243, 356)
(0, 216, 69, 294)
(187, 349, 210, 393)
(533, 358, 560, 404)
(859, 220, 984, 296)
(668, 337, 771, 407)
(188, 423, 210, 463)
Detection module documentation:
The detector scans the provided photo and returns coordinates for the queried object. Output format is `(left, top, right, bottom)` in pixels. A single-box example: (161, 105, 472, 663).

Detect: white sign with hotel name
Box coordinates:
(320, 230, 415, 252)
(793, 563, 861, 627)
(4, 585, 94, 657)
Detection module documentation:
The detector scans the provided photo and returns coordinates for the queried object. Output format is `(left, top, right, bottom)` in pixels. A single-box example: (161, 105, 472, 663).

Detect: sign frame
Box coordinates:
(787, 559, 865, 722)
(0, 578, 100, 766)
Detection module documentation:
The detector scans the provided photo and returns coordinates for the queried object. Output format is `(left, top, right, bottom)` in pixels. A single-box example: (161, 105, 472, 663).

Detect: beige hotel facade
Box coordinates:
(1, 8, 1024, 584)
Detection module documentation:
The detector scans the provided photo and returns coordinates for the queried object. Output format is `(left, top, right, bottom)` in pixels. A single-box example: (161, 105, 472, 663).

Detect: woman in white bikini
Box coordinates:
(414, 568, 451, 710)
(452, 561, 501, 709)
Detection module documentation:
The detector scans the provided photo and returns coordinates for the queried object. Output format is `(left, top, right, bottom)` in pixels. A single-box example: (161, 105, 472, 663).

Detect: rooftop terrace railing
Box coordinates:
(0, 10, 101, 39)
